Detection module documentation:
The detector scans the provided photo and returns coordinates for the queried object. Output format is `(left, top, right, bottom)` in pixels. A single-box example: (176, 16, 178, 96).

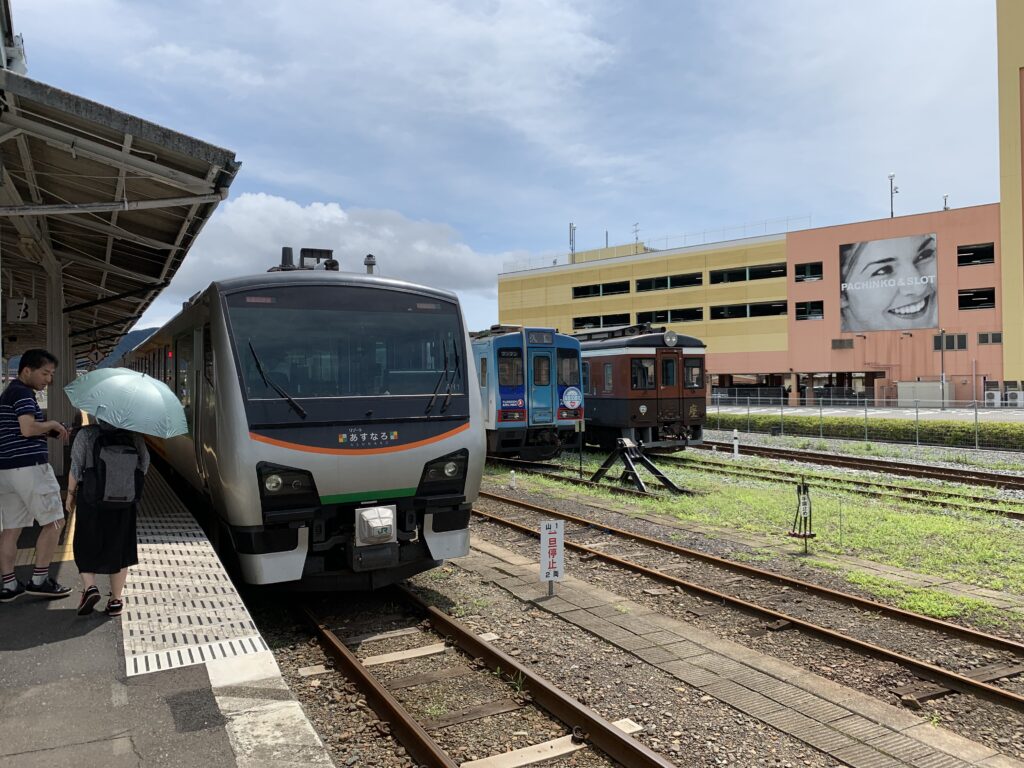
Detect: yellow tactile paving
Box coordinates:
(15, 513, 76, 565)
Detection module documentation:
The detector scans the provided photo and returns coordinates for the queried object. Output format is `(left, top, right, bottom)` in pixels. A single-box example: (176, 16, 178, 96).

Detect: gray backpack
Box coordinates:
(82, 429, 144, 510)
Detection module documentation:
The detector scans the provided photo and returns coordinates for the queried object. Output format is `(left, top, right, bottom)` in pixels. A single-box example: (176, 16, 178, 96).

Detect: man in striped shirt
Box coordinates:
(0, 349, 71, 602)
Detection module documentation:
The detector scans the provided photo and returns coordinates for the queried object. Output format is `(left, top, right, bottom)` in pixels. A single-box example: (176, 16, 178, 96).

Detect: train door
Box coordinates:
(656, 349, 682, 428)
(527, 349, 555, 425)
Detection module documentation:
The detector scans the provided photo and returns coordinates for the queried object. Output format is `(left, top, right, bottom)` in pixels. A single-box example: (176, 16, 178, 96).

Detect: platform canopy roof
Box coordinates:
(0, 64, 240, 366)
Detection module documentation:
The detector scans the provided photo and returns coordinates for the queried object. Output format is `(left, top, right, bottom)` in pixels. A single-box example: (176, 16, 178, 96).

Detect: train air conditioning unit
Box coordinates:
(1006, 391, 1024, 408)
(984, 390, 1002, 408)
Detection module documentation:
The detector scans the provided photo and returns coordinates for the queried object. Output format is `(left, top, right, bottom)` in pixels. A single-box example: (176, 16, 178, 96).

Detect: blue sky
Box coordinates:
(12, 1, 1000, 331)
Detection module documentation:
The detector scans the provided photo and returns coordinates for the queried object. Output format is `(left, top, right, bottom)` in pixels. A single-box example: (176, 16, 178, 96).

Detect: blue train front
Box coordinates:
(472, 326, 583, 459)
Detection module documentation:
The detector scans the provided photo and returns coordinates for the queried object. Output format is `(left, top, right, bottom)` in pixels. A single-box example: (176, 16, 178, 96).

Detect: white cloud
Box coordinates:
(137, 192, 504, 329)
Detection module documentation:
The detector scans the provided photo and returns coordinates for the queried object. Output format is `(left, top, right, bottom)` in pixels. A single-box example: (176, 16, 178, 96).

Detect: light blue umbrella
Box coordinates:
(64, 367, 188, 438)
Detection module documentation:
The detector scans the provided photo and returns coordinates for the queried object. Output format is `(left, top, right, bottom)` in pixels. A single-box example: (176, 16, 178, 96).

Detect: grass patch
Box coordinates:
(843, 571, 1021, 628)
(485, 461, 1024, 597)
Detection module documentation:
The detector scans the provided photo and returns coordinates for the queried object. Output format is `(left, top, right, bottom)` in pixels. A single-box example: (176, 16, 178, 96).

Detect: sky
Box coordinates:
(12, 0, 1000, 332)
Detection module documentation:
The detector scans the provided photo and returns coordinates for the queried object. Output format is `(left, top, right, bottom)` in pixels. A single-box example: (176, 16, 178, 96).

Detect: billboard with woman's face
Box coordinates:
(839, 233, 937, 332)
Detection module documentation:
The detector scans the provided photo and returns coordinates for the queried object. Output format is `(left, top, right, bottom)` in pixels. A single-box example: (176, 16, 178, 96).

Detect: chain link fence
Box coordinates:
(708, 396, 1024, 452)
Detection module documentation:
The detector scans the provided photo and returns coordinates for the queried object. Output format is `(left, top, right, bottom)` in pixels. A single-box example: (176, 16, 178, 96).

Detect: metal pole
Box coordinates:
(940, 328, 946, 411)
(747, 397, 751, 432)
(819, 399, 823, 439)
(974, 399, 979, 450)
(915, 400, 919, 447)
(864, 400, 868, 442)
(780, 391, 785, 436)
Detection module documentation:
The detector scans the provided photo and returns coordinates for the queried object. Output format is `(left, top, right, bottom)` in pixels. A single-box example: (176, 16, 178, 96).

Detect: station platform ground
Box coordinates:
(0, 468, 333, 768)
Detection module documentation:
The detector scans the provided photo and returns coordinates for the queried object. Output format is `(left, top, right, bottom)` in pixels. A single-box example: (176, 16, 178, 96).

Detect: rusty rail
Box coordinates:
(475, 493, 1024, 714)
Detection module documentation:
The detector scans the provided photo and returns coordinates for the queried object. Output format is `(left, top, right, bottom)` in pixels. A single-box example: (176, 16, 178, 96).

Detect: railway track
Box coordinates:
(474, 490, 1024, 714)
(300, 586, 674, 768)
(659, 453, 1024, 521)
(698, 441, 1024, 491)
(488, 454, 1024, 522)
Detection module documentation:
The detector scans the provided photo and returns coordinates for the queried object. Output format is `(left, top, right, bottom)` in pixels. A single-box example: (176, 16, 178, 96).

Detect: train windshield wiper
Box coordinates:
(424, 341, 451, 415)
(247, 339, 307, 419)
(441, 342, 461, 413)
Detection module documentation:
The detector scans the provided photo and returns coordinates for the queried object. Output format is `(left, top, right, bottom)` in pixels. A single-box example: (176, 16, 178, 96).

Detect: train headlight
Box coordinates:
(256, 462, 320, 512)
(418, 449, 469, 494)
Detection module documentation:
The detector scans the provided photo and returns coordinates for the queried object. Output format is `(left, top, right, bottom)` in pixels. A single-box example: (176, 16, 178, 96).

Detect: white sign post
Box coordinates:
(539, 520, 564, 597)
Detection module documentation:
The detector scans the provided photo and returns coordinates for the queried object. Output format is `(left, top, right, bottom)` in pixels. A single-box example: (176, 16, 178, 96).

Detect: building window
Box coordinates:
(670, 272, 702, 288)
(669, 307, 703, 322)
(636, 310, 669, 324)
(957, 243, 995, 266)
(794, 262, 823, 282)
(636, 272, 702, 292)
(710, 303, 747, 319)
(748, 263, 787, 281)
(636, 276, 669, 292)
(933, 334, 968, 351)
(795, 300, 824, 320)
(573, 313, 629, 330)
(958, 288, 996, 310)
(748, 301, 788, 317)
(631, 358, 655, 390)
(711, 302, 788, 319)
(831, 338, 853, 350)
(709, 267, 747, 285)
(993, 332, 1003, 344)
(572, 280, 630, 299)
(710, 263, 786, 284)
(979, 332, 1003, 345)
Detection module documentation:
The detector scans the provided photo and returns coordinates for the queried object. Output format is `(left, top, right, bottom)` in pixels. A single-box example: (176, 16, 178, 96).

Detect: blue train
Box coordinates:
(472, 326, 584, 459)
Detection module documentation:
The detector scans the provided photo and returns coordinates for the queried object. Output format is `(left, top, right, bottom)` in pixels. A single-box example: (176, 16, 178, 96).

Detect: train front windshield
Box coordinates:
(226, 285, 466, 400)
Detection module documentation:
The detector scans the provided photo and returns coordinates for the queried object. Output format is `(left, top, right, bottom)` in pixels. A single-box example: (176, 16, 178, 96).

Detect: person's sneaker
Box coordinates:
(77, 586, 101, 615)
(0, 580, 25, 603)
(25, 578, 72, 599)
(105, 598, 124, 617)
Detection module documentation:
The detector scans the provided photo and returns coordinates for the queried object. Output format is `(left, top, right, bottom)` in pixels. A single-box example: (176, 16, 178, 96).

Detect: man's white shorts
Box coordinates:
(0, 464, 64, 530)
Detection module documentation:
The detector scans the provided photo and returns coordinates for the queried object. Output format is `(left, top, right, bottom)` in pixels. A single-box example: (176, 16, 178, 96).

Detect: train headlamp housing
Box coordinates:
(663, 331, 678, 347)
(417, 449, 469, 495)
(257, 462, 320, 511)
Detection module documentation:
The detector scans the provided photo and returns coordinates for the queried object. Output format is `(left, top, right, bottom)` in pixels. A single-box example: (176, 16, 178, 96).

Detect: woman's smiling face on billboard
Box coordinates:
(840, 234, 937, 331)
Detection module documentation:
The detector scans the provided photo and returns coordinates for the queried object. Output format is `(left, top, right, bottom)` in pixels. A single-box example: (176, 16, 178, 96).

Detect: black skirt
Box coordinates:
(73, 501, 139, 574)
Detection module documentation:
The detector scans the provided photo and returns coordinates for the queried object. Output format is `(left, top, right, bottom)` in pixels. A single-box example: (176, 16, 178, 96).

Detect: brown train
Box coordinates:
(576, 324, 707, 450)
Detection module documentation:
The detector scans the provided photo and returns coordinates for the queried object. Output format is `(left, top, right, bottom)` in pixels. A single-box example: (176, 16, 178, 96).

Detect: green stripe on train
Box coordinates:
(319, 488, 418, 504)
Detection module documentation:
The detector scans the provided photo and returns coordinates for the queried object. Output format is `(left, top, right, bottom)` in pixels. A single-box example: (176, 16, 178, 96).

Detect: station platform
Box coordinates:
(0, 468, 332, 768)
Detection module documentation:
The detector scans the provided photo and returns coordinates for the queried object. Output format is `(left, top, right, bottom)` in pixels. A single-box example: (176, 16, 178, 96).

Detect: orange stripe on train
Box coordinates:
(248, 422, 471, 455)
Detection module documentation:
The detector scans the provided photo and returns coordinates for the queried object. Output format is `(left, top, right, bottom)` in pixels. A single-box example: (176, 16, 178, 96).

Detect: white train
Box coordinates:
(123, 249, 484, 589)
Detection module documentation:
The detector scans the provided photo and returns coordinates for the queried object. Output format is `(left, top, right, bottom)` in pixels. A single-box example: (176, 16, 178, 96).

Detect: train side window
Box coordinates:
(174, 333, 194, 432)
(203, 324, 214, 387)
(661, 358, 677, 386)
(533, 356, 550, 386)
(603, 363, 613, 393)
(631, 359, 655, 390)
(557, 350, 580, 386)
(479, 357, 487, 387)
(684, 359, 703, 389)
(582, 361, 590, 393)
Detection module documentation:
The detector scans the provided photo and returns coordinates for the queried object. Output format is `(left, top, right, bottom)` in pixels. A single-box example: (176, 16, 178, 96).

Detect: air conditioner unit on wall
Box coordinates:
(984, 390, 1002, 408)
(1006, 391, 1024, 408)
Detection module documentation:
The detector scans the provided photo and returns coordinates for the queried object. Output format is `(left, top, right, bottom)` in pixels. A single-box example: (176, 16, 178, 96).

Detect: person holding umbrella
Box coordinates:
(63, 367, 187, 617)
